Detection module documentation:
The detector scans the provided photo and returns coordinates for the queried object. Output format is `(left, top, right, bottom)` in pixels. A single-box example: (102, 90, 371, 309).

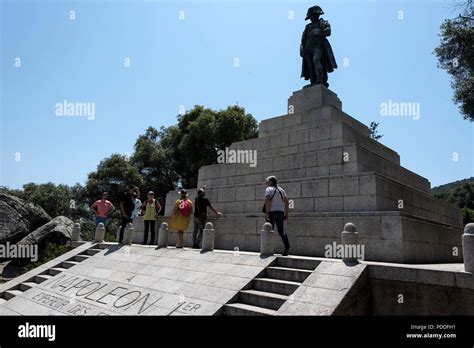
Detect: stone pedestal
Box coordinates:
(463, 223, 474, 273)
(157, 222, 169, 248)
(164, 85, 463, 263)
(124, 223, 134, 246)
(260, 223, 274, 256)
(94, 223, 105, 243)
(341, 222, 359, 262)
(72, 223, 81, 241)
(202, 222, 215, 251)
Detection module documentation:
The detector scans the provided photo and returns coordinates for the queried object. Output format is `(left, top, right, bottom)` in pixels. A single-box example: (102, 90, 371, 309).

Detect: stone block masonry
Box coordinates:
(164, 84, 463, 264)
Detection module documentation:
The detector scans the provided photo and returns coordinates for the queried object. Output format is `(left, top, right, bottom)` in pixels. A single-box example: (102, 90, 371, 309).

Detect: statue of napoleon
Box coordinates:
(300, 5, 337, 88)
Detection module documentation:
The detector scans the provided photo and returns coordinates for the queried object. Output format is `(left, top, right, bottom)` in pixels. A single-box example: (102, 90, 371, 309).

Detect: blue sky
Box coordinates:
(1, 0, 472, 189)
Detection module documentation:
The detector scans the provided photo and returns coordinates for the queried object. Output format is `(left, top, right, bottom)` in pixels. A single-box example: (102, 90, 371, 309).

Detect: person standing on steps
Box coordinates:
(264, 176, 290, 256)
(169, 189, 193, 248)
(131, 192, 142, 220)
(193, 188, 223, 249)
(119, 185, 137, 244)
(91, 192, 115, 227)
(141, 191, 162, 245)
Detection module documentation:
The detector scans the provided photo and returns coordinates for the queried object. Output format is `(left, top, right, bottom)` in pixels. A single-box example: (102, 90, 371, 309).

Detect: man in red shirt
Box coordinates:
(91, 192, 115, 227)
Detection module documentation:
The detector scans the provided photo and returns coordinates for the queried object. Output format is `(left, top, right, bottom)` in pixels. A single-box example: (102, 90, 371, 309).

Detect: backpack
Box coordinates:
(178, 199, 192, 216)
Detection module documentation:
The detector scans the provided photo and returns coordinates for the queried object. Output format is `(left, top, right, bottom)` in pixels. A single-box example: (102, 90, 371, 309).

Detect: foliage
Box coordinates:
(434, 1, 473, 121)
(461, 207, 474, 225)
(369, 121, 383, 141)
(85, 154, 144, 206)
(433, 178, 474, 225)
(2, 104, 258, 224)
(158, 105, 258, 188)
(0, 182, 91, 220)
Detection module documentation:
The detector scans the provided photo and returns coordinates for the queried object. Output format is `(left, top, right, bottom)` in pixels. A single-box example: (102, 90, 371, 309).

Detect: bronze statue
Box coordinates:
(300, 5, 337, 88)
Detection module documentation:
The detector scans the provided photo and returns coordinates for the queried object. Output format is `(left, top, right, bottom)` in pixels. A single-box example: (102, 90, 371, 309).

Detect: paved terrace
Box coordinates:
(0, 242, 472, 316)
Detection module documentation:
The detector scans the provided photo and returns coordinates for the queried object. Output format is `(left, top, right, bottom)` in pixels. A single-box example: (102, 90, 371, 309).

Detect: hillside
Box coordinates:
(432, 177, 474, 196)
(432, 177, 474, 225)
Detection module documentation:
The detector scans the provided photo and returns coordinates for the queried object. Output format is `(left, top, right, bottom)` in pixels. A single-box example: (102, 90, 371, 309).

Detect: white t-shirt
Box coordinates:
(131, 199, 142, 219)
(265, 186, 287, 212)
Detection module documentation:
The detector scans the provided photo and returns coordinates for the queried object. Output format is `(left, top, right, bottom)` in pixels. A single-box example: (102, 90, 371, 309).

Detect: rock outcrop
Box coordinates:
(0, 193, 51, 244)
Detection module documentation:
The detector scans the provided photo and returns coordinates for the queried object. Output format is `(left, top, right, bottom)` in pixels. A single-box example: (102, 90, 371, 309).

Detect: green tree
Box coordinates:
(1, 182, 90, 220)
(434, 179, 474, 226)
(85, 154, 144, 206)
(160, 105, 258, 188)
(131, 126, 177, 205)
(434, 1, 473, 121)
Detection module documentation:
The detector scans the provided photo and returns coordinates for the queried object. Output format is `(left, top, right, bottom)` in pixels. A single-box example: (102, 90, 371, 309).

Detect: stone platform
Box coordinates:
(0, 243, 472, 316)
(163, 85, 463, 263)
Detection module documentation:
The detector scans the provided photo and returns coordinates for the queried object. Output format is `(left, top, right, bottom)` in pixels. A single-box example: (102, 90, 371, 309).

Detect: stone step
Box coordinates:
(48, 268, 66, 276)
(223, 303, 276, 316)
(20, 282, 38, 291)
(238, 289, 287, 310)
(96, 243, 110, 249)
(74, 255, 91, 262)
(34, 274, 53, 283)
(86, 248, 102, 256)
(266, 266, 312, 283)
(0, 297, 7, 305)
(276, 256, 321, 270)
(3, 289, 23, 300)
(61, 260, 79, 269)
(252, 278, 300, 296)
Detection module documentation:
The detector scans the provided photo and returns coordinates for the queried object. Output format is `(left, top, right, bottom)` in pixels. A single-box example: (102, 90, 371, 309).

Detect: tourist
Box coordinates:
(131, 192, 142, 220)
(264, 176, 290, 256)
(91, 192, 115, 227)
(193, 188, 222, 248)
(141, 191, 162, 245)
(169, 189, 193, 248)
(118, 185, 137, 244)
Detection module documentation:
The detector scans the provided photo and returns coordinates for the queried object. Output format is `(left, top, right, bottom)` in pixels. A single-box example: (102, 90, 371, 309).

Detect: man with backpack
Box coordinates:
(169, 189, 193, 248)
(193, 188, 223, 249)
(264, 176, 290, 256)
(140, 191, 162, 245)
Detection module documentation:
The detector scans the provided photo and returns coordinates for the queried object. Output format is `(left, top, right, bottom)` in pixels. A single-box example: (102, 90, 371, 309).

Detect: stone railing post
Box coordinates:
(202, 222, 215, 252)
(463, 223, 474, 273)
(260, 222, 274, 256)
(157, 222, 169, 248)
(341, 222, 359, 262)
(72, 223, 81, 241)
(125, 223, 134, 245)
(94, 222, 106, 243)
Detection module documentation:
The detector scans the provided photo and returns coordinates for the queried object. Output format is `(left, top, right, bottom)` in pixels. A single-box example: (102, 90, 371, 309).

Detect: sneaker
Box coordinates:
(282, 249, 289, 256)
(192, 244, 200, 249)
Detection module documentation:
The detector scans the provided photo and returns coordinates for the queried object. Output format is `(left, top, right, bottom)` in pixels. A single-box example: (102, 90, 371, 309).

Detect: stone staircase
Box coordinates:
(0, 246, 104, 305)
(222, 256, 320, 315)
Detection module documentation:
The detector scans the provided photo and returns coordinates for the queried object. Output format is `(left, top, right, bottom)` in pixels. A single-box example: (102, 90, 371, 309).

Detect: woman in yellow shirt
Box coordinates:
(169, 189, 193, 248)
(140, 191, 162, 245)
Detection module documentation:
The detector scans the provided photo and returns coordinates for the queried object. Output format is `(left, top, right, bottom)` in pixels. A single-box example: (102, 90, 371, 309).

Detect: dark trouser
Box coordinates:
(144, 220, 156, 245)
(304, 47, 328, 85)
(192, 217, 205, 246)
(119, 216, 132, 243)
(269, 211, 290, 251)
